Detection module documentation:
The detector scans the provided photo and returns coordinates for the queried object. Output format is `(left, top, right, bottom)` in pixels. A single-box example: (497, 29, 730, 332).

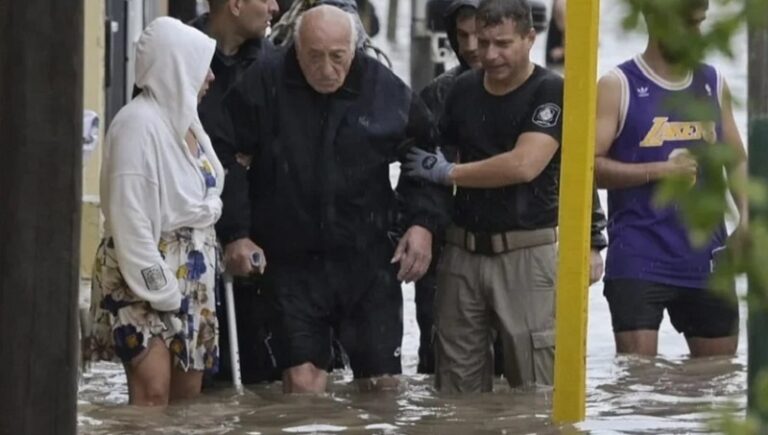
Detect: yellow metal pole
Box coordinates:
(552, 0, 601, 424)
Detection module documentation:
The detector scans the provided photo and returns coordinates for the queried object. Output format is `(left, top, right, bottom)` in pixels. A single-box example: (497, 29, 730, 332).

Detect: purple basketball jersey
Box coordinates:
(604, 56, 727, 289)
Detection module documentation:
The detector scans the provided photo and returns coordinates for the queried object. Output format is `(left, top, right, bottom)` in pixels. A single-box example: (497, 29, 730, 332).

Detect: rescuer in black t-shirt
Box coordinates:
(404, 0, 606, 393)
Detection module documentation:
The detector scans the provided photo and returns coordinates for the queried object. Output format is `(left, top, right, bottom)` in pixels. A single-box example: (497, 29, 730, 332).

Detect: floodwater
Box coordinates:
(77, 1, 749, 433)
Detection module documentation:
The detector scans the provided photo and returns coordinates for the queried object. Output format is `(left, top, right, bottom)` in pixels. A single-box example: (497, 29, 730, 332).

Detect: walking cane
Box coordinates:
(223, 272, 243, 392)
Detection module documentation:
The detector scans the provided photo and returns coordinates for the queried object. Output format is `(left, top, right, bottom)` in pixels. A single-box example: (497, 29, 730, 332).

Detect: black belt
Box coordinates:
(445, 225, 557, 255)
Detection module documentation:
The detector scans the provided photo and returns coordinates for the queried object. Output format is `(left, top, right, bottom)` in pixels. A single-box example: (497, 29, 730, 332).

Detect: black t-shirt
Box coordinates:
(441, 65, 563, 233)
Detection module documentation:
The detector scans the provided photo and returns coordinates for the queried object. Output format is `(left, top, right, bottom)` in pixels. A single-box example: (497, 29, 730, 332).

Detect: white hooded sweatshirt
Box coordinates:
(100, 17, 223, 312)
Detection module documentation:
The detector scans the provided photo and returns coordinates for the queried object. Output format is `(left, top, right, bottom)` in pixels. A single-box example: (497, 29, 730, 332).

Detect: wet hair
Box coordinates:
(455, 5, 478, 23)
(475, 0, 532, 34)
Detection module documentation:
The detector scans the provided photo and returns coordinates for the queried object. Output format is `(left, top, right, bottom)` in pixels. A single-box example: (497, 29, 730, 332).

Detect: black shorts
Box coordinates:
(265, 246, 403, 379)
(603, 278, 739, 338)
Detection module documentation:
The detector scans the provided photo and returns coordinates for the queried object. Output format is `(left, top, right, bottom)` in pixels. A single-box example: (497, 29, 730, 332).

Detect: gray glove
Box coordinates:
(403, 148, 455, 186)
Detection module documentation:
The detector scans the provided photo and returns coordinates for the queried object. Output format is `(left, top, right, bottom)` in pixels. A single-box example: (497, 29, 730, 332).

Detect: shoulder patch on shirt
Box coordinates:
(532, 103, 561, 128)
(141, 264, 167, 291)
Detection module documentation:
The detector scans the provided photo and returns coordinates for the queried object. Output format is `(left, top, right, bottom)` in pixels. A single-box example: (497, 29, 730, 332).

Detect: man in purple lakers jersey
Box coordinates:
(595, 0, 748, 357)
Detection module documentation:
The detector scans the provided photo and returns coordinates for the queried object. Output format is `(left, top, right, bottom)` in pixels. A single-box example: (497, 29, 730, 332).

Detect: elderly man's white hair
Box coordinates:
(294, 6, 359, 52)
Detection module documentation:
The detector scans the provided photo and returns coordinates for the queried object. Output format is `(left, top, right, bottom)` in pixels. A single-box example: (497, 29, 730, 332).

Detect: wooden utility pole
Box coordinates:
(747, 5, 768, 426)
(0, 2, 84, 435)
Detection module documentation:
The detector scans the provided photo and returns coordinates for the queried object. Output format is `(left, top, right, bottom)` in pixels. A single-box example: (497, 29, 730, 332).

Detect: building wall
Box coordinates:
(80, 0, 106, 278)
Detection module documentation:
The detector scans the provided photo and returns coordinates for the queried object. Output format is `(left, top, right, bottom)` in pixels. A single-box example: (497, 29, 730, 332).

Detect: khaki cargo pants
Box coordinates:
(434, 239, 557, 393)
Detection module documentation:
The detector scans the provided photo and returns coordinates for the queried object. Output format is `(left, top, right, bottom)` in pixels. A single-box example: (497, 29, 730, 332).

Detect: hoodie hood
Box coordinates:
(444, 0, 479, 69)
(134, 17, 216, 139)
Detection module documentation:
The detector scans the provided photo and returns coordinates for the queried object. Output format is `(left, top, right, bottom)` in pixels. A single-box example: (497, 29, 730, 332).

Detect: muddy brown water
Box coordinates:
(78, 2, 749, 433)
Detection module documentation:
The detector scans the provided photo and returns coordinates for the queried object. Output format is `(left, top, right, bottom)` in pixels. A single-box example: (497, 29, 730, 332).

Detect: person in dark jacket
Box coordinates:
(193, 0, 280, 385)
(224, 5, 450, 393)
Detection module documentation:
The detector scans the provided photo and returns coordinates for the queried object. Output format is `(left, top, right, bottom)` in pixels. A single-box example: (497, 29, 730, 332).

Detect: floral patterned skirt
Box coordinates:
(83, 226, 220, 373)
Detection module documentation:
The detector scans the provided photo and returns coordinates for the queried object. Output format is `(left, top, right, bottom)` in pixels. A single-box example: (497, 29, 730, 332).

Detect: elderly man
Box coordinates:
(224, 5, 450, 393)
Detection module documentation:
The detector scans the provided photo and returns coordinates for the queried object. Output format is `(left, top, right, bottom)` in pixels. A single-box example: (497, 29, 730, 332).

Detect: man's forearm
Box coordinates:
(450, 153, 539, 188)
(396, 171, 451, 236)
(595, 156, 668, 189)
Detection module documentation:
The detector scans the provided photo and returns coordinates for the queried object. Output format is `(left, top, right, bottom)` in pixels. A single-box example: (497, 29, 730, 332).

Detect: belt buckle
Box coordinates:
(472, 232, 493, 255)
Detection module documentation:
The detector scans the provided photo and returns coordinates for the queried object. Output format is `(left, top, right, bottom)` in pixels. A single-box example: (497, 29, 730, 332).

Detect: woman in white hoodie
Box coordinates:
(84, 17, 224, 406)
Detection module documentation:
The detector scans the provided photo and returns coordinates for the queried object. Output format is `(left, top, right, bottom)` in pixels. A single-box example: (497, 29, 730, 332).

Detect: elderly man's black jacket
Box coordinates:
(221, 46, 451, 262)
